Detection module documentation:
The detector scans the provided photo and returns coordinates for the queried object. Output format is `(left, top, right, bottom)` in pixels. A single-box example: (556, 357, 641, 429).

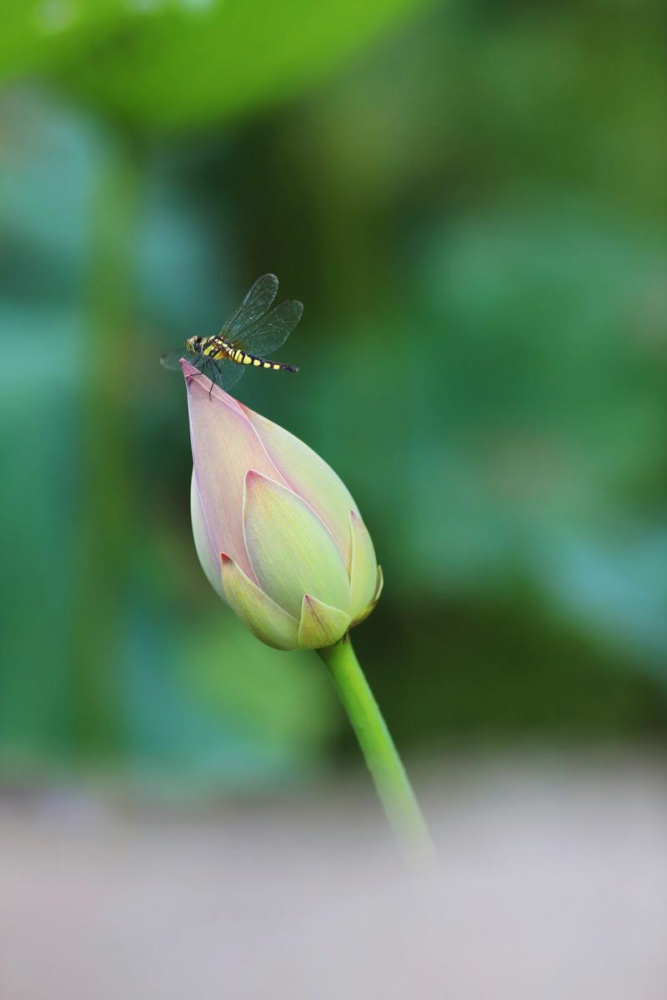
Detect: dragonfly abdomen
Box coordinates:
(202, 337, 297, 372)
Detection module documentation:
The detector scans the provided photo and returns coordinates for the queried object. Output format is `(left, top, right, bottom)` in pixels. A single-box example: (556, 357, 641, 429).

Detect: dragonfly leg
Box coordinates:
(196, 357, 214, 398)
(201, 357, 223, 400)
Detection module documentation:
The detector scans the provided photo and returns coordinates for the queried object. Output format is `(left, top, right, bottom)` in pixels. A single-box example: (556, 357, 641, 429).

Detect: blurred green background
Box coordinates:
(1, 0, 665, 793)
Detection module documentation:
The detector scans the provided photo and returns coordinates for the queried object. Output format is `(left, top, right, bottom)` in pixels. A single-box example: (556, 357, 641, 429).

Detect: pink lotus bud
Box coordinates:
(182, 361, 382, 650)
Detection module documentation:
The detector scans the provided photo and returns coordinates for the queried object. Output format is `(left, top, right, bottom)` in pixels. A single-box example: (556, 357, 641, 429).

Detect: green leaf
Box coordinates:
(0, 0, 432, 132)
(0, 1, 126, 79)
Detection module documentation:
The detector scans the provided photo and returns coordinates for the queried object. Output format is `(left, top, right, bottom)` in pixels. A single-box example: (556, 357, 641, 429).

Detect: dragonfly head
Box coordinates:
(185, 336, 202, 354)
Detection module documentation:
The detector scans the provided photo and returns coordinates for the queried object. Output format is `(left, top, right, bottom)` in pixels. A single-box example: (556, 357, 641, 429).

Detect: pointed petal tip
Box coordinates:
(244, 469, 262, 494)
(298, 593, 350, 649)
(243, 472, 351, 619)
(182, 361, 244, 412)
(240, 407, 358, 557)
(244, 468, 277, 492)
(179, 358, 200, 378)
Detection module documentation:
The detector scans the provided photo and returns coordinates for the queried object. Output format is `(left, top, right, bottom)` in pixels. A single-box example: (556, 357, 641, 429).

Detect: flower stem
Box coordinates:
(317, 636, 436, 865)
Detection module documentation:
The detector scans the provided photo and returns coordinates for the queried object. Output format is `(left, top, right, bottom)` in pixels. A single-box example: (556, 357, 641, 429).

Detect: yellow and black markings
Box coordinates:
(198, 336, 291, 371)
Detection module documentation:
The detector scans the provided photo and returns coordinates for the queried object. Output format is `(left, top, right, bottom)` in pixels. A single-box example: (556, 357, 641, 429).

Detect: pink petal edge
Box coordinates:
(179, 357, 245, 415)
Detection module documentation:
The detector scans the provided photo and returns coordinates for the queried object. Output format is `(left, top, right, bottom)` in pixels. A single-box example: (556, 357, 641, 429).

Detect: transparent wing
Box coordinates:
(211, 357, 246, 392)
(224, 274, 279, 337)
(196, 353, 246, 392)
(236, 299, 304, 357)
(160, 349, 245, 392)
(160, 349, 187, 371)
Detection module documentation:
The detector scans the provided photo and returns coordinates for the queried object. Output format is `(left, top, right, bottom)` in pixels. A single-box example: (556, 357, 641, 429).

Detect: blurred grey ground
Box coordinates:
(1, 749, 665, 1000)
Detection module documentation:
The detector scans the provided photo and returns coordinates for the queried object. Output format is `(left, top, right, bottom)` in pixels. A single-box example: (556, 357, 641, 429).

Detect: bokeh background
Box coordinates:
(1, 1, 666, 997)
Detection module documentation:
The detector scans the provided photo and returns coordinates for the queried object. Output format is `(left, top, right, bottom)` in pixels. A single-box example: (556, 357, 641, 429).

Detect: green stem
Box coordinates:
(317, 636, 436, 865)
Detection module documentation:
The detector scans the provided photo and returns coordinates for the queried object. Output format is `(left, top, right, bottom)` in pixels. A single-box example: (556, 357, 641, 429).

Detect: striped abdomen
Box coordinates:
(201, 336, 297, 372)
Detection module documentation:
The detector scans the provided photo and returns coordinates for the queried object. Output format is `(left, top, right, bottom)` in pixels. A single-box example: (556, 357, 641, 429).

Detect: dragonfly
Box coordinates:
(160, 274, 303, 395)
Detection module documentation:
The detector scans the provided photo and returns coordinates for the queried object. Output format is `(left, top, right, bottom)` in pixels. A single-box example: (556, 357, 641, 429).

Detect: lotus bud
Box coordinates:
(182, 361, 382, 650)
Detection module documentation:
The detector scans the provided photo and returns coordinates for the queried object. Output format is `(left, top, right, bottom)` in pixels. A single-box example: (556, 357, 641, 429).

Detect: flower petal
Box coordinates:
(373, 564, 384, 602)
(243, 471, 351, 618)
(183, 364, 285, 580)
(191, 472, 224, 598)
(348, 510, 378, 622)
(298, 595, 350, 649)
(180, 360, 245, 415)
(221, 553, 300, 650)
(351, 565, 384, 627)
(242, 407, 358, 562)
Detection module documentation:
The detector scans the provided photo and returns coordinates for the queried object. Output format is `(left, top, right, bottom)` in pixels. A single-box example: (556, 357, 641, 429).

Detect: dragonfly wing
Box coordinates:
(197, 354, 246, 393)
(161, 350, 244, 393)
(237, 299, 304, 356)
(160, 349, 188, 371)
(215, 359, 246, 391)
(224, 274, 279, 337)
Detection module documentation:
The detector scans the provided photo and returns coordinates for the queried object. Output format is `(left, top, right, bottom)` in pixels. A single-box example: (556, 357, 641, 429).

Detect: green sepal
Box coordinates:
(298, 594, 350, 649)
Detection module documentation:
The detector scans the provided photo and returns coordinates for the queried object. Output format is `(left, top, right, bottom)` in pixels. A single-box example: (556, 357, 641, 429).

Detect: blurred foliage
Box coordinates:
(0, 0, 431, 130)
(0, 0, 666, 789)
